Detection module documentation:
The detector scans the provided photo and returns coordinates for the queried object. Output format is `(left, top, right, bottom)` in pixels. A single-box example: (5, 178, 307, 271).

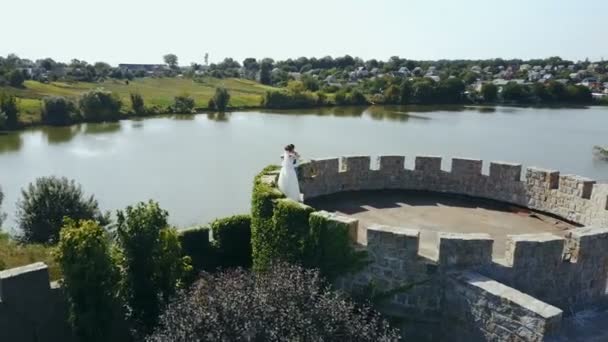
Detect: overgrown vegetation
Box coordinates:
(116, 200, 192, 337)
(171, 94, 195, 113)
(78, 88, 123, 122)
(147, 263, 399, 342)
(0, 232, 59, 279)
(16, 176, 109, 244)
(55, 219, 121, 342)
(209, 87, 230, 112)
(250, 166, 366, 278)
(41, 96, 77, 125)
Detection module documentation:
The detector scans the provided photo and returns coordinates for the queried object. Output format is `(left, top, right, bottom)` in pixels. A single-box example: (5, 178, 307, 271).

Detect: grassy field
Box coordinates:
(1, 77, 279, 124)
(0, 233, 60, 280)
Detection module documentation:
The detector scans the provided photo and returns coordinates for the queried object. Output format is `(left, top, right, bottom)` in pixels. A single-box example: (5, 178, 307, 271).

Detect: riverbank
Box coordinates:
(1, 77, 278, 126)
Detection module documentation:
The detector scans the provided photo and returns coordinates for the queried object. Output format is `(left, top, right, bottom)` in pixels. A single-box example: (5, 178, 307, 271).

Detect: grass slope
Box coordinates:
(0, 233, 60, 280)
(1, 77, 278, 124)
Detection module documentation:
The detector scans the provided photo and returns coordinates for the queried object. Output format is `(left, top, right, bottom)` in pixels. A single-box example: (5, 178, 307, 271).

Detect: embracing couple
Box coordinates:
(278, 144, 302, 202)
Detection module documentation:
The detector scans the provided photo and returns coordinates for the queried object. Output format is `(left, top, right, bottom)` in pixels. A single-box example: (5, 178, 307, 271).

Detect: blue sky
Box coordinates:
(2, 0, 606, 65)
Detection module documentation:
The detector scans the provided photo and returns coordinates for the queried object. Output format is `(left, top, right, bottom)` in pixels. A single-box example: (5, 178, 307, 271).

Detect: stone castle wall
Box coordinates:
(295, 155, 608, 341)
(297, 155, 608, 227)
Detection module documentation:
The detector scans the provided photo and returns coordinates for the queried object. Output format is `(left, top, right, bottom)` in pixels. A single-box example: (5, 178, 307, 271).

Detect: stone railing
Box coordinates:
(297, 155, 608, 227)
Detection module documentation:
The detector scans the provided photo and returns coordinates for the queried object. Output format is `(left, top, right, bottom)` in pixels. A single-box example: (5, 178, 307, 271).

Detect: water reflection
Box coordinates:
(172, 114, 196, 121)
(0, 132, 23, 153)
(206, 112, 230, 122)
(82, 122, 121, 135)
(41, 126, 81, 145)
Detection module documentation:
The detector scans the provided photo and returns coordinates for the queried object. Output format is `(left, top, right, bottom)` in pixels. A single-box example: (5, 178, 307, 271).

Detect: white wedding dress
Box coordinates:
(278, 152, 301, 202)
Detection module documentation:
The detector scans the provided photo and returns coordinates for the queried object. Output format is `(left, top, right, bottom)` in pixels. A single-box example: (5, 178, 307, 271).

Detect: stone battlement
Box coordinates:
(297, 155, 608, 227)
(292, 155, 608, 341)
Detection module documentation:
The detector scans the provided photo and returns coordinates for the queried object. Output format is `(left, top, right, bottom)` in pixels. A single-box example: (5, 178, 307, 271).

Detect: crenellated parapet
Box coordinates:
(296, 155, 608, 341)
(297, 155, 608, 227)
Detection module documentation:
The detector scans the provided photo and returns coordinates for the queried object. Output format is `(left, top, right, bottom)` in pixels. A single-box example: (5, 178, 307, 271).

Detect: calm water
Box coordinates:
(1, 105, 607, 229)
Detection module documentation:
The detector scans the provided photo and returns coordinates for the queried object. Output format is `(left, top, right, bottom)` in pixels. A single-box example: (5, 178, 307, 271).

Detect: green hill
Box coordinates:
(1, 77, 278, 124)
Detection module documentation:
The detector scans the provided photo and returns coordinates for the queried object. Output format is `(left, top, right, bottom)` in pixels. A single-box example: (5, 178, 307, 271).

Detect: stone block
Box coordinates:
(367, 225, 420, 258)
(451, 158, 482, 177)
(504, 234, 565, 268)
(377, 155, 405, 173)
(414, 156, 442, 172)
(566, 226, 608, 263)
(340, 156, 371, 172)
(489, 161, 522, 182)
(526, 167, 559, 190)
(559, 174, 596, 199)
(437, 233, 493, 268)
(310, 158, 339, 177)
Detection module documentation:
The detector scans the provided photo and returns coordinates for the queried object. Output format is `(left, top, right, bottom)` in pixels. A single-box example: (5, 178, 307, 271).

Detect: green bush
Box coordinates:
(78, 88, 122, 122)
(261, 90, 317, 109)
(172, 95, 195, 113)
(55, 219, 121, 342)
(251, 165, 283, 272)
(42, 96, 77, 126)
(211, 214, 252, 268)
(8, 69, 25, 87)
(0, 93, 19, 129)
(116, 200, 191, 336)
(130, 92, 146, 115)
(16, 176, 109, 244)
(212, 87, 230, 112)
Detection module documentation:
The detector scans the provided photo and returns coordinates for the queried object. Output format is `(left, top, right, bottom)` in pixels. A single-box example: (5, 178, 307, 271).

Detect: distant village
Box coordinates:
(2, 54, 608, 100)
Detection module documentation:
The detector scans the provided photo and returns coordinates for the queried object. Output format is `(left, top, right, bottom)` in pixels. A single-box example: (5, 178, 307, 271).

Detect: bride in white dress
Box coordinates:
(278, 144, 301, 202)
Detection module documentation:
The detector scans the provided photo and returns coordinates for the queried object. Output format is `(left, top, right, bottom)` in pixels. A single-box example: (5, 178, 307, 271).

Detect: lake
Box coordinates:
(1, 105, 607, 229)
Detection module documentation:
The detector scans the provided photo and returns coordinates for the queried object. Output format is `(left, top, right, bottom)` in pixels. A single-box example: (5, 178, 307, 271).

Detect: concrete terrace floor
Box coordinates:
(307, 190, 576, 260)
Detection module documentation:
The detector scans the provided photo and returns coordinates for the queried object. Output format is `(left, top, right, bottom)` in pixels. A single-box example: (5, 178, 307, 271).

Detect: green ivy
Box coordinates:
(251, 165, 283, 272)
(308, 212, 368, 280)
(251, 165, 367, 279)
(271, 199, 314, 263)
(211, 214, 252, 268)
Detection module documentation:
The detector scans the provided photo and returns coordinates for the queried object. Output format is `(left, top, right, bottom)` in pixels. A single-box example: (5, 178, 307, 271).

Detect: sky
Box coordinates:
(1, 0, 607, 66)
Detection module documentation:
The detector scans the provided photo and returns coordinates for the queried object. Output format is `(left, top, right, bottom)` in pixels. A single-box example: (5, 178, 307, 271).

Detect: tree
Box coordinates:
(93, 62, 112, 78)
(399, 79, 413, 104)
(436, 78, 465, 104)
(55, 219, 121, 342)
(163, 54, 178, 69)
(8, 69, 25, 87)
(0, 93, 19, 129)
(172, 94, 195, 113)
(130, 93, 146, 115)
(259, 60, 272, 85)
(16, 176, 108, 244)
(412, 79, 436, 104)
(147, 263, 399, 342)
(116, 201, 191, 336)
(501, 82, 528, 102)
(42, 96, 76, 125)
(211, 87, 230, 112)
(383, 84, 400, 104)
(546, 81, 567, 101)
(78, 88, 122, 122)
(481, 83, 498, 102)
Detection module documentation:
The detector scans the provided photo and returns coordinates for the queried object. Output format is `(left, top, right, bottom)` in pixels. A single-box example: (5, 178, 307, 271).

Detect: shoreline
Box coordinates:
(3, 102, 606, 134)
